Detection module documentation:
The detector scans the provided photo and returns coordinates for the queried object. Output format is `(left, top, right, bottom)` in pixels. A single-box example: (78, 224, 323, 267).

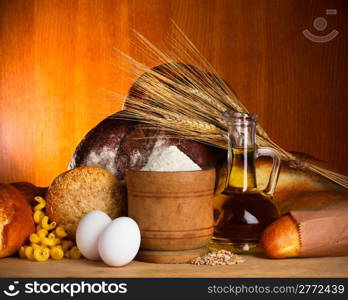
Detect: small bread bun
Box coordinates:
(260, 215, 300, 258)
(0, 183, 35, 258)
(46, 166, 125, 238)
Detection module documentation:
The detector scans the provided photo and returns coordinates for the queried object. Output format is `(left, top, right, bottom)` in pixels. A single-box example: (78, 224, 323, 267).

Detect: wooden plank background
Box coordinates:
(0, 0, 347, 186)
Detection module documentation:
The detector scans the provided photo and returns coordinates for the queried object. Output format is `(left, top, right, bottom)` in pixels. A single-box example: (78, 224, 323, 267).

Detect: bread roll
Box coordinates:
(260, 215, 300, 258)
(0, 183, 35, 258)
(46, 166, 124, 238)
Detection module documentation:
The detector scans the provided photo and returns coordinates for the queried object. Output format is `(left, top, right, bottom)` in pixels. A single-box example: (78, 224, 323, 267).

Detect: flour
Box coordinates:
(141, 145, 201, 172)
(70, 145, 118, 174)
(129, 149, 142, 167)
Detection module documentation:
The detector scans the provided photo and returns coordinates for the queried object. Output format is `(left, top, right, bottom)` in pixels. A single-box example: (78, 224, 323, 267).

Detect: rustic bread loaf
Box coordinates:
(69, 113, 222, 181)
(255, 153, 348, 214)
(215, 153, 348, 215)
(69, 63, 225, 181)
(46, 166, 124, 238)
(0, 183, 35, 258)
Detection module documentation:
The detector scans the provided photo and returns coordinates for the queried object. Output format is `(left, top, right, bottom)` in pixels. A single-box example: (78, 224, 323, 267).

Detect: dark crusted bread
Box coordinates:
(69, 112, 223, 181)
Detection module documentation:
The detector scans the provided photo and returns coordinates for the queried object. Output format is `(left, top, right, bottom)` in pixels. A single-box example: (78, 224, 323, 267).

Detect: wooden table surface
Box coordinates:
(1, 256, 347, 278)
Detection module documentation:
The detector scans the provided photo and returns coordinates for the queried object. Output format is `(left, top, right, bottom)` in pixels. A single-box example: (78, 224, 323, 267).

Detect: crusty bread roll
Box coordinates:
(0, 183, 35, 258)
(260, 215, 300, 258)
(46, 166, 125, 238)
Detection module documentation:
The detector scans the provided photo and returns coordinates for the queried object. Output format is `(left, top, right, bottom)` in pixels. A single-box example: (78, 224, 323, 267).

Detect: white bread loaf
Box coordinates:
(216, 152, 348, 215)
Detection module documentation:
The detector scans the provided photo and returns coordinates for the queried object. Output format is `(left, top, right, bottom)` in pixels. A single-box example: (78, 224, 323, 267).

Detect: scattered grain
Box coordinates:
(191, 250, 245, 266)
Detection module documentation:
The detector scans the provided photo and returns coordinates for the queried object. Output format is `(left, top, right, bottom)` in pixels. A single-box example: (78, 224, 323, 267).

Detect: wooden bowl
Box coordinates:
(127, 168, 215, 251)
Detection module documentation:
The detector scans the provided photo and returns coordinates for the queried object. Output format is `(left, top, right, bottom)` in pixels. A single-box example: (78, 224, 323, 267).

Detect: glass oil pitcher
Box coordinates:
(210, 111, 281, 253)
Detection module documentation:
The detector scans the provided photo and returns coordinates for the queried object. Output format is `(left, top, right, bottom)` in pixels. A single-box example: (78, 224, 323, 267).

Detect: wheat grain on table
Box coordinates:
(0, 256, 347, 278)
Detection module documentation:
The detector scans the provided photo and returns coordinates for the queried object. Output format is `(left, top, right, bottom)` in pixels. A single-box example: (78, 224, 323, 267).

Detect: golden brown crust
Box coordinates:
(0, 183, 35, 258)
(46, 166, 125, 238)
(260, 215, 301, 259)
(276, 191, 347, 216)
(215, 153, 348, 215)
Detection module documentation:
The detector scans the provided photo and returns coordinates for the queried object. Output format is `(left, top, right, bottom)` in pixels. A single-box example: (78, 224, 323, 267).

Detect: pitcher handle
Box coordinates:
(256, 146, 281, 196)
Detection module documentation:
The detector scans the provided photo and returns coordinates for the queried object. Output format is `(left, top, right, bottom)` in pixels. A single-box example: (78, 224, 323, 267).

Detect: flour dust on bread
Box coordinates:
(69, 63, 224, 179)
(69, 112, 221, 180)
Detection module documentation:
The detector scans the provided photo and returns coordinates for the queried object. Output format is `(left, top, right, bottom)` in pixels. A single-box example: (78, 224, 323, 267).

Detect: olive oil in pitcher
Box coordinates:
(210, 112, 281, 253)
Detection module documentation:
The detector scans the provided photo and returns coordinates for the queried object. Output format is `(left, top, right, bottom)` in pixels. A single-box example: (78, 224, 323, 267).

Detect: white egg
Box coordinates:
(76, 210, 112, 260)
(98, 217, 141, 267)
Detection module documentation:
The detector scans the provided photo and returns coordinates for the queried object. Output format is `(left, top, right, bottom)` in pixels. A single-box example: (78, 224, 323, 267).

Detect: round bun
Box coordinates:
(260, 215, 300, 258)
(0, 183, 35, 258)
(46, 166, 124, 238)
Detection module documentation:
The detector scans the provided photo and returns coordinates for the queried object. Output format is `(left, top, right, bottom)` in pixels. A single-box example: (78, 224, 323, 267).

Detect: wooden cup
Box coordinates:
(127, 168, 216, 251)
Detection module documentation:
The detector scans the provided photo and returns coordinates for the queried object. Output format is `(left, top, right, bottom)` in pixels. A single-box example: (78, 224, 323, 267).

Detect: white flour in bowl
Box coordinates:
(141, 145, 201, 172)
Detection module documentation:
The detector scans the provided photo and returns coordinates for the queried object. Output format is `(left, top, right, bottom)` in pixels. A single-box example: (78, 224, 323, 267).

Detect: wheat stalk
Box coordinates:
(114, 21, 348, 190)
